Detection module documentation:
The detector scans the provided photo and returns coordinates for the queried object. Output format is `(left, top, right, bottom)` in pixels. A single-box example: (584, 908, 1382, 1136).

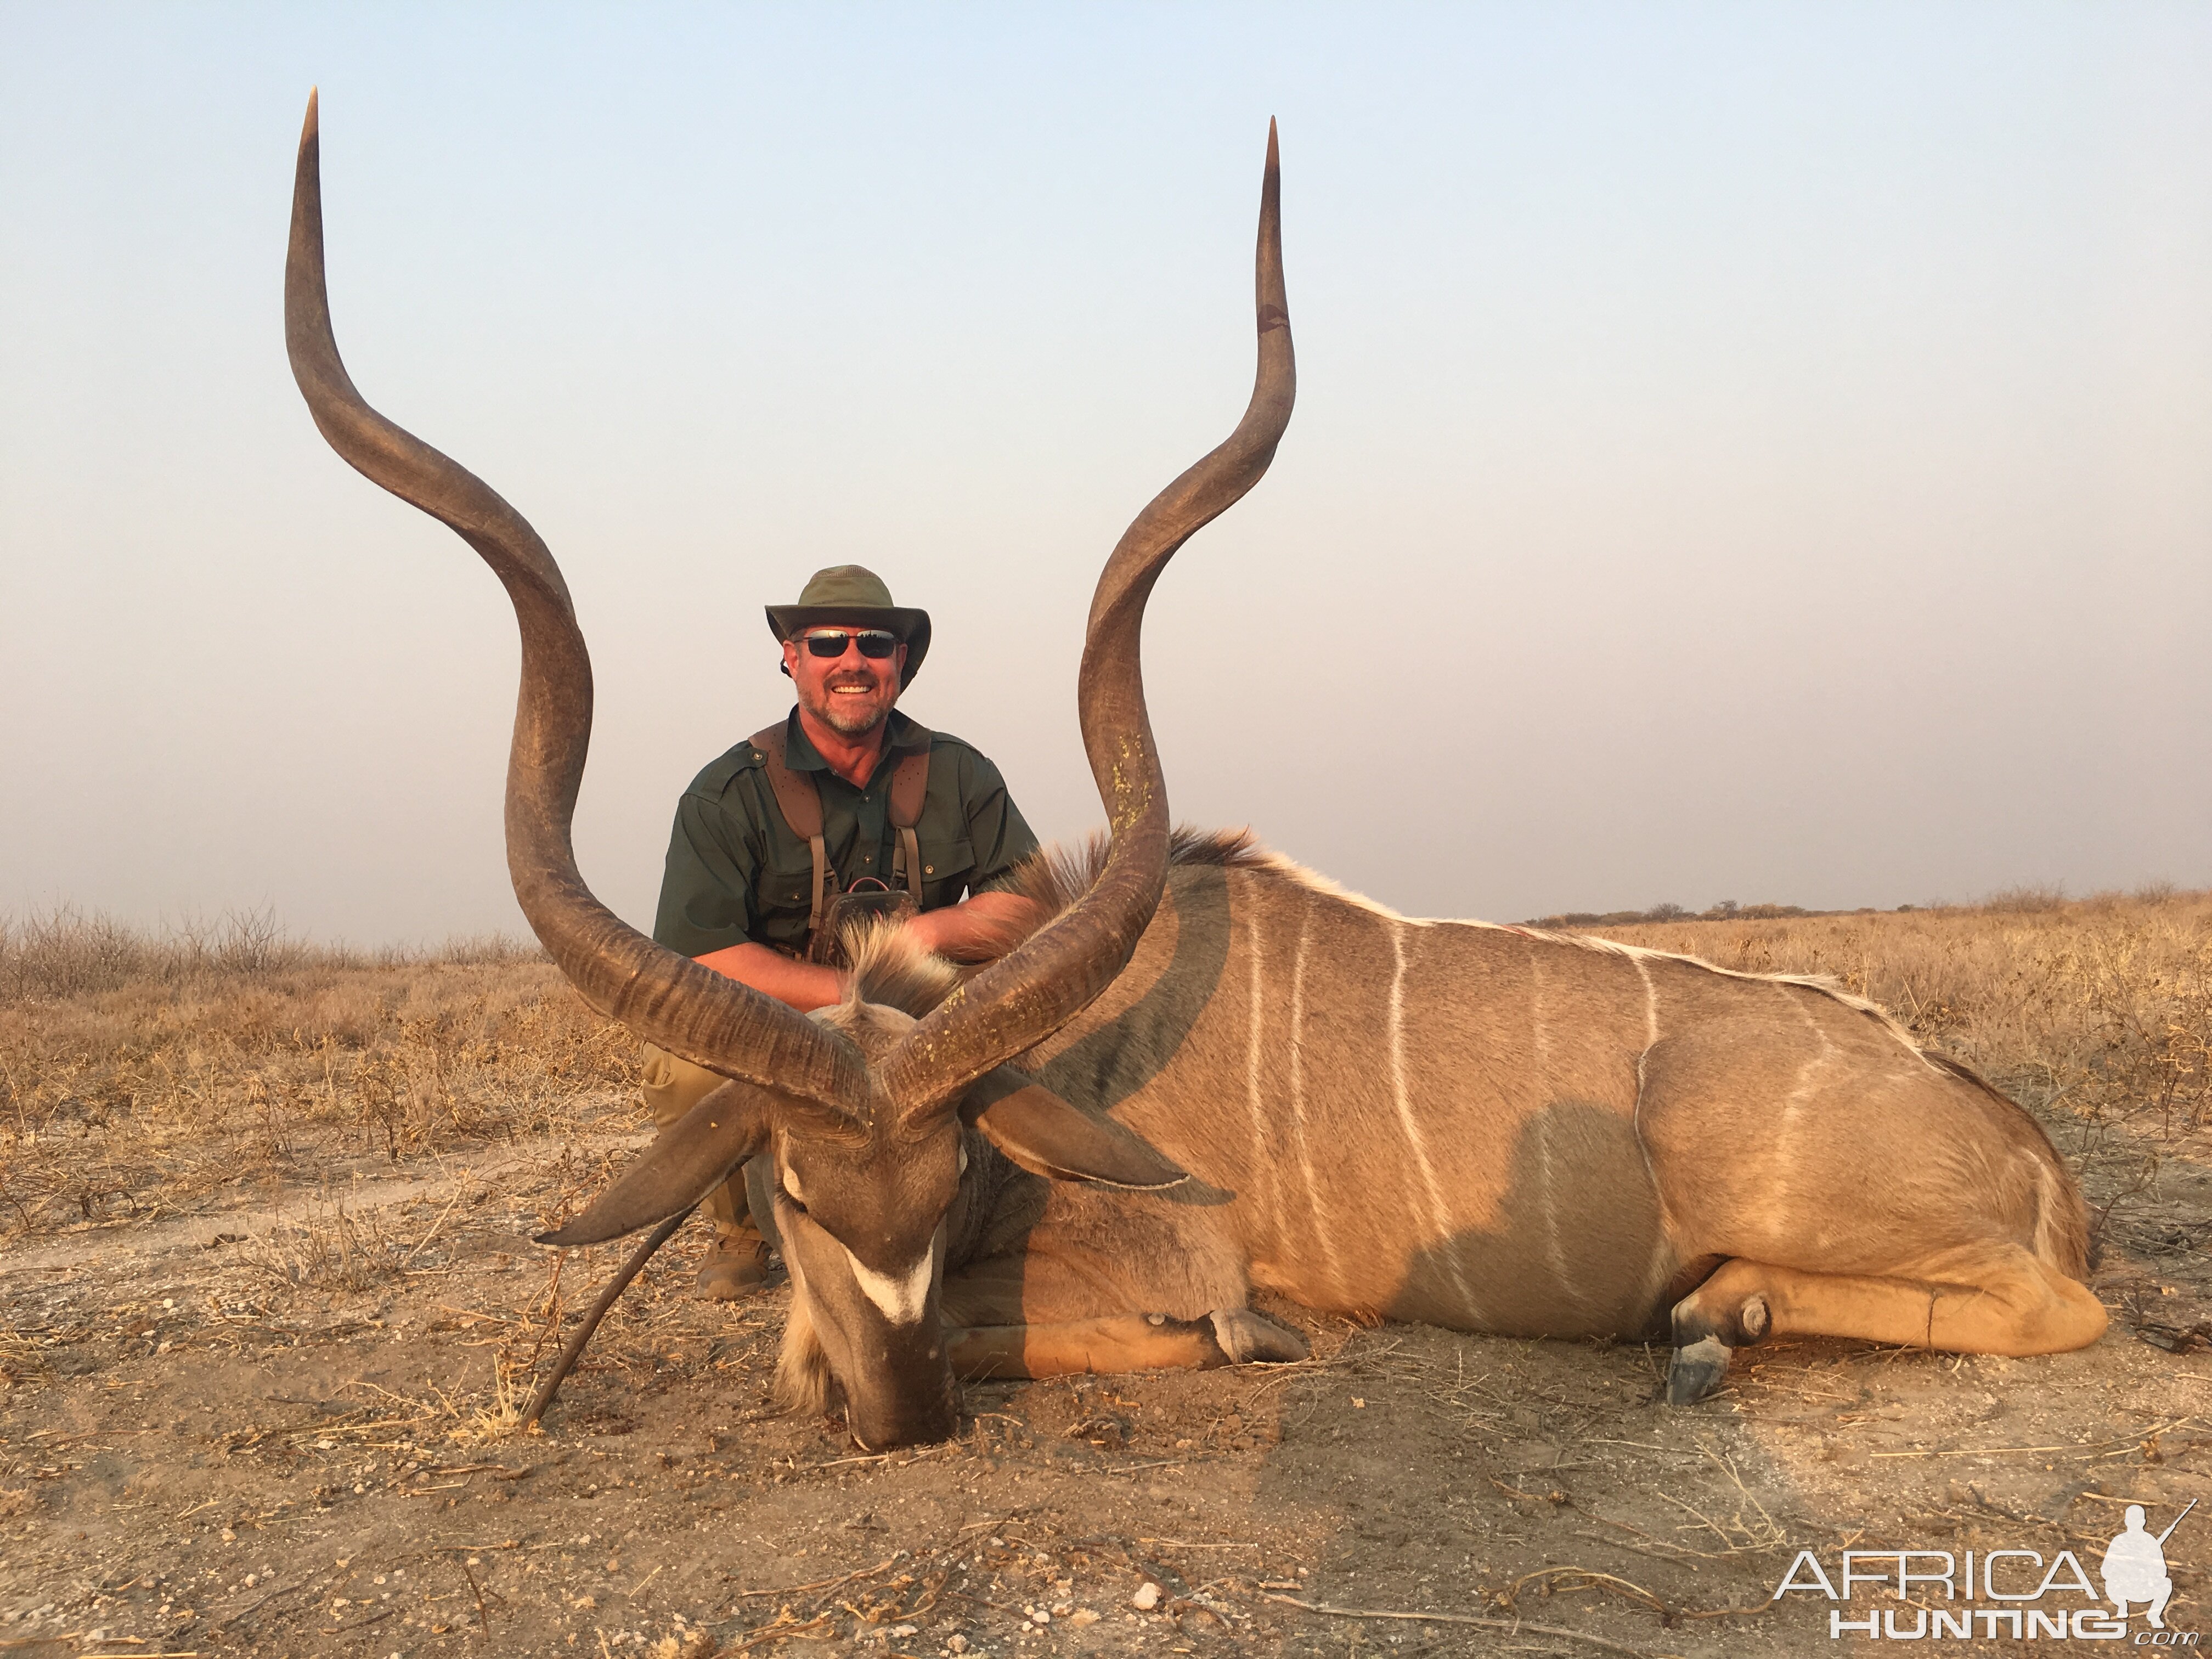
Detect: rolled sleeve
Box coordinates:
(960, 749, 1040, 895)
(652, 792, 763, 957)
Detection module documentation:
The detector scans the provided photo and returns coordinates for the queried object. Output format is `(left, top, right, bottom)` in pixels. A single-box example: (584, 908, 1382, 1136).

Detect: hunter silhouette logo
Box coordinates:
(1772, 1497, 2198, 1641)
(2103, 1499, 2193, 1630)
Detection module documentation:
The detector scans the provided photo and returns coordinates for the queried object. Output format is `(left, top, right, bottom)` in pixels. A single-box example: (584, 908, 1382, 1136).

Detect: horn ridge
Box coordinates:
(883, 122, 1296, 1118)
(284, 93, 864, 1113)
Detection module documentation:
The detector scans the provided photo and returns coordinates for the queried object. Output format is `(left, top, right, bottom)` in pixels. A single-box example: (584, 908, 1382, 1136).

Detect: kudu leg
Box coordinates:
(947, 1309, 1306, 1381)
(1663, 1246, 2109, 1405)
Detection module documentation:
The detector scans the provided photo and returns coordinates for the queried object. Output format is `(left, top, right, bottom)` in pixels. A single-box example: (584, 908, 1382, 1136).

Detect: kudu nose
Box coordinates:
(849, 1381, 960, 1452)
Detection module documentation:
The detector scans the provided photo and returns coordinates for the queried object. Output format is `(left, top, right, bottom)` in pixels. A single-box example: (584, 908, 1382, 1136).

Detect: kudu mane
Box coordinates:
(839, 827, 1272, 1015)
(837, 923, 969, 1019)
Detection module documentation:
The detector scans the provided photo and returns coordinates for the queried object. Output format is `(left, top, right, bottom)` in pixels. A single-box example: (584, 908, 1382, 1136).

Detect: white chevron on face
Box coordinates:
(843, 1244, 934, 1325)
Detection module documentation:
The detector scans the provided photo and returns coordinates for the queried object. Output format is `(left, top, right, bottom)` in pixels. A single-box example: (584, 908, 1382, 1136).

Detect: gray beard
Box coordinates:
(806, 687, 889, 738)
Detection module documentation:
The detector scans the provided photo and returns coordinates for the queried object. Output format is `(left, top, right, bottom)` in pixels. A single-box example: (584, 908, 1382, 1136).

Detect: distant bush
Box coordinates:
(1527, 900, 1813, 929)
(0, 905, 542, 1003)
(1982, 883, 2068, 915)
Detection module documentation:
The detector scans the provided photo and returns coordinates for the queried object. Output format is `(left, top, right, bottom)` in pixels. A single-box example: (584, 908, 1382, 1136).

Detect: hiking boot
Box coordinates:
(693, 1232, 774, 1301)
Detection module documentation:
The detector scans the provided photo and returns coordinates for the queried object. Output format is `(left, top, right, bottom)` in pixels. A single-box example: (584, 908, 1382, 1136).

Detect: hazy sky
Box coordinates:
(4, 3, 2209, 944)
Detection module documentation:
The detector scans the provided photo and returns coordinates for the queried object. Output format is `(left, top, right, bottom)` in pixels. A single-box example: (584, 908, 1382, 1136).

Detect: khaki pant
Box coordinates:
(639, 1045, 758, 1237)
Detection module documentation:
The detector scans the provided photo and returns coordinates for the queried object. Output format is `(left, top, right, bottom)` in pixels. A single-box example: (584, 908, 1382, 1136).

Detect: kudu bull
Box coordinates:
(287, 98, 2106, 1449)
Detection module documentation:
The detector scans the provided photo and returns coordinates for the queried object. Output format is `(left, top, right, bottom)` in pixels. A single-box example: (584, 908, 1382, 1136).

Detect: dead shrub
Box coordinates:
(1981, 882, 2069, 915)
(242, 1197, 406, 1292)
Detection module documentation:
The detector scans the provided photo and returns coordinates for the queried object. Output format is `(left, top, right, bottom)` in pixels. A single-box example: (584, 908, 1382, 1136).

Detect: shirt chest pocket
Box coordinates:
(755, 842, 820, 919)
(915, 838, 974, 909)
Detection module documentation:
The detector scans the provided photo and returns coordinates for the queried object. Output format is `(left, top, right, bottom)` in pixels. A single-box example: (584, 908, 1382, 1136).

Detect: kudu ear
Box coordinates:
(537, 1081, 768, 1247)
(960, 1067, 1189, 1191)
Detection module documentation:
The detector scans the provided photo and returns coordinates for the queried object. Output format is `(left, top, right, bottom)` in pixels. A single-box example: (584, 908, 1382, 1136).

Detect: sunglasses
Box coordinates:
(800, 629, 900, 661)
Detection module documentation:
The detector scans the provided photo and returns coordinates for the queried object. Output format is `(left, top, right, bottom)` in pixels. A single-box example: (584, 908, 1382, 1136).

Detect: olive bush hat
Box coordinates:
(765, 565, 931, 689)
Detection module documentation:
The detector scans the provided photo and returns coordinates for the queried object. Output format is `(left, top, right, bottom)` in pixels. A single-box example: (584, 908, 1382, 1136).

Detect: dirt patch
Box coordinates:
(0, 1135, 649, 1281)
(3, 1127, 2209, 1658)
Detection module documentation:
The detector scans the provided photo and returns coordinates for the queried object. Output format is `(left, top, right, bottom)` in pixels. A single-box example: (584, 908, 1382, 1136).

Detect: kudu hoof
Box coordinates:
(1663, 1336, 1731, 1405)
(1208, 1308, 1310, 1365)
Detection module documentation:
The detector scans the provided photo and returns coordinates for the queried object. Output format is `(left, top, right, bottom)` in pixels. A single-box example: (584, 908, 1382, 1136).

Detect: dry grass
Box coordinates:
(1, 909, 636, 1240)
(6, 889, 2208, 1252)
(0, 902, 537, 999)
(1582, 886, 2212, 1140)
(240, 1194, 410, 1291)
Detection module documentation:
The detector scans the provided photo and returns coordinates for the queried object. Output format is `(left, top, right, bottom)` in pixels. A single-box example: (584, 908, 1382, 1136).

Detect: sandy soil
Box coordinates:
(4, 1120, 2210, 1659)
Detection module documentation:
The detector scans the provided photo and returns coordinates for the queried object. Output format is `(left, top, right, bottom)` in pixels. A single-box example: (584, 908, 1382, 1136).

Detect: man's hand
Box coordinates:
(904, 892, 1046, 963)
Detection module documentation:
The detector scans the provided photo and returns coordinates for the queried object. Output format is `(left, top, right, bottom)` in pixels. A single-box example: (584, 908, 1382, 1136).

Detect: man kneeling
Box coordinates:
(644, 565, 1042, 1296)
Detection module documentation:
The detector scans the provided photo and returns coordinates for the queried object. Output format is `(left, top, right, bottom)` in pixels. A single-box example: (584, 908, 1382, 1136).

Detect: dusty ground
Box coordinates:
(4, 1127, 2210, 1658)
(4, 895, 2211, 1656)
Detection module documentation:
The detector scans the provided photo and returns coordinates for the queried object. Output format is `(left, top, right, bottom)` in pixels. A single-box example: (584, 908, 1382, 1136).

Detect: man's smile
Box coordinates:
(803, 663, 899, 737)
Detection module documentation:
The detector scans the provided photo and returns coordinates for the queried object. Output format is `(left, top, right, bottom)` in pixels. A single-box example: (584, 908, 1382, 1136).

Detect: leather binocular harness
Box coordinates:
(749, 724, 929, 966)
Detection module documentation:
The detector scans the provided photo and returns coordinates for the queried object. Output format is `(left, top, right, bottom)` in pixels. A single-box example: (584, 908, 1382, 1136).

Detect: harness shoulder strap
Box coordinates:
(749, 724, 831, 940)
(885, 747, 929, 829)
(886, 745, 930, 900)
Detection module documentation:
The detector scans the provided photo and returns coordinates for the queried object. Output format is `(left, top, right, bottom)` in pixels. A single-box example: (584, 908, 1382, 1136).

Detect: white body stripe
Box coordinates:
(1286, 895, 1348, 1299)
(1630, 951, 1660, 1047)
(1533, 1128, 1584, 1313)
(1243, 886, 1285, 1252)
(1389, 923, 1481, 1318)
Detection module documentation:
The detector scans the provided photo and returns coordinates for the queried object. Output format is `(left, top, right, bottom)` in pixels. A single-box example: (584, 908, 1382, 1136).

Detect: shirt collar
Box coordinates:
(781, 706, 932, 774)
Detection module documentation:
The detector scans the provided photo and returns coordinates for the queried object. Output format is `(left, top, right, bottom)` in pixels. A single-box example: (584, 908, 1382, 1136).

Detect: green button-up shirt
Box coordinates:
(651, 707, 1040, 958)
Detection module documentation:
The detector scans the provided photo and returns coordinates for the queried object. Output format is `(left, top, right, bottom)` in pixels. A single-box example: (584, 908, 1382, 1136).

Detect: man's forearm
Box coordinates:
(691, 893, 1044, 1012)
(904, 891, 1046, 962)
(692, 941, 843, 1011)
